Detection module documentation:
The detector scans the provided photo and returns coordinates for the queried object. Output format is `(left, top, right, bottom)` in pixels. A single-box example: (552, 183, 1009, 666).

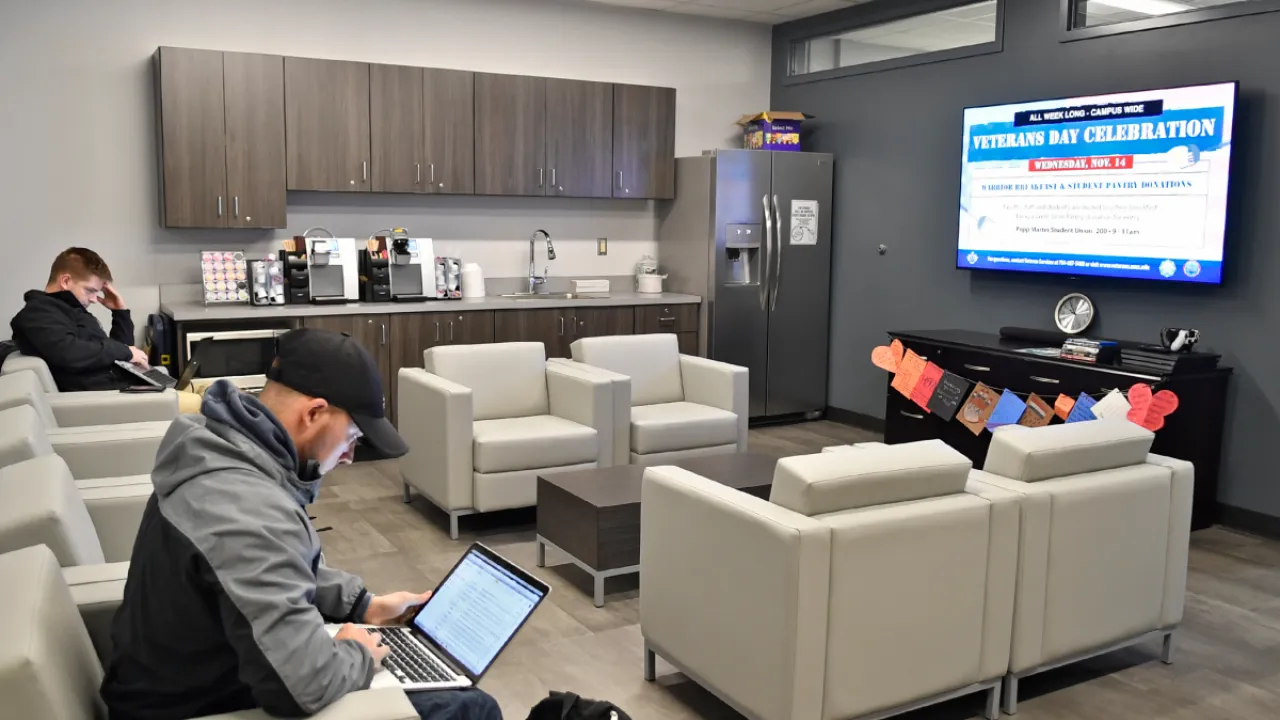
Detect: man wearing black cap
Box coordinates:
(101, 329, 502, 720)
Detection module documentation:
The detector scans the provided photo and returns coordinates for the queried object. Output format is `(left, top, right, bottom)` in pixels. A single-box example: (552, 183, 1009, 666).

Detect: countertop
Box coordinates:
(161, 291, 701, 322)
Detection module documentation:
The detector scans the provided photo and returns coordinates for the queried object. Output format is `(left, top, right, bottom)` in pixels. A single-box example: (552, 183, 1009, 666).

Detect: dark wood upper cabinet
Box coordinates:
(285, 58, 371, 192)
(223, 52, 286, 229)
(474, 73, 546, 196)
(423, 68, 475, 195)
(370, 64, 424, 194)
(546, 79, 613, 199)
(613, 84, 677, 200)
(156, 47, 228, 228)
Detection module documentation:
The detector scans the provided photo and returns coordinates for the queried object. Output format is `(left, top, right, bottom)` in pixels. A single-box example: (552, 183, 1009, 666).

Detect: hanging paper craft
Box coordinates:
(927, 372, 971, 421)
(910, 362, 944, 411)
(1019, 394, 1054, 427)
(872, 339, 905, 373)
(1054, 394, 1076, 421)
(1065, 393, 1098, 423)
(1091, 389, 1132, 419)
(958, 383, 999, 435)
(987, 389, 1027, 431)
(891, 350, 927, 397)
(1126, 383, 1180, 431)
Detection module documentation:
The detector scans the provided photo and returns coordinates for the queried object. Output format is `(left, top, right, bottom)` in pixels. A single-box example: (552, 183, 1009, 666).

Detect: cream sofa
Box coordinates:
(0, 544, 418, 720)
(0, 404, 165, 479)
(969, 420, 1192, 714)
(0, 358, 179, 425)
(640, 440, 1020, 720)
(562, 334, 748, 465)
(398, 342, 613, 539)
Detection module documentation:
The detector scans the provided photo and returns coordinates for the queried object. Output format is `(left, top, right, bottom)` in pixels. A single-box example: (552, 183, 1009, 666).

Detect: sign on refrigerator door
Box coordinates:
(790, 200, 819, 245)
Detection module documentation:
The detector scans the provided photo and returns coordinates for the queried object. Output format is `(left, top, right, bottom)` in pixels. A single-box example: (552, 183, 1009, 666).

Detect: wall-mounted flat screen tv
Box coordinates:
(958, 82, 1237, 284)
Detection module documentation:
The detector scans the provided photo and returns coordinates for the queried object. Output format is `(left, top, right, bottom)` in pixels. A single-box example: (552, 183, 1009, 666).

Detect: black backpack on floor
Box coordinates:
(525, 691, 632, 720)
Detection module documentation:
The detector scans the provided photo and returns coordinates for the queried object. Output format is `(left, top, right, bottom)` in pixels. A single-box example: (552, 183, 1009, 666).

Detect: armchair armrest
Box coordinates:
(48, 389, 179, 426)
(82, 483, 152, 563)
(546, 363, 614, 467)
(397, 368, 473, 511)
(641, 466, 829, 720)
(49, 424, 167, 479)
(63, 561, 128, 665)
(194, 689, 418, 720)
(1146, 453, 1194, 629)
(548, 359, 631, 467)
(679, 355, 748, 451)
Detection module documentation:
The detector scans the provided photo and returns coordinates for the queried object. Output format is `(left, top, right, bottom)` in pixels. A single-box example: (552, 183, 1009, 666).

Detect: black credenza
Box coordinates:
(884, 330, 1231, 531)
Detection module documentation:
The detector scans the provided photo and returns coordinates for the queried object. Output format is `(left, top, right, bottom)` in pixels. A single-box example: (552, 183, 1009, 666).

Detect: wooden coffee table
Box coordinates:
(535, 453, 777, 606)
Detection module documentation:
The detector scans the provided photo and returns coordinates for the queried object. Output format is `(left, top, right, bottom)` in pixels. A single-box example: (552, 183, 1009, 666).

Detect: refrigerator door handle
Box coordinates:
(760, 194, 772, 311)
(770, 194, 783, 312)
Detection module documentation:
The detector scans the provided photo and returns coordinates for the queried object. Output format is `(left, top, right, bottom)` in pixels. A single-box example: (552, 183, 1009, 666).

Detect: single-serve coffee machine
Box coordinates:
(305, 237, 359, 304)
(387, 230, 434, 302)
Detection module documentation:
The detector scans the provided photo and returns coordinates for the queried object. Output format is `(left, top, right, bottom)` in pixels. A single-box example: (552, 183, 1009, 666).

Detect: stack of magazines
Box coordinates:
(1059, 338, 1118, 364)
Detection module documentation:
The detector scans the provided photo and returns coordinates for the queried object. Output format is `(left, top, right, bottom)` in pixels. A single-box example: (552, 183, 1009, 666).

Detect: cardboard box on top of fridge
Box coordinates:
(738, 111, 813, 151)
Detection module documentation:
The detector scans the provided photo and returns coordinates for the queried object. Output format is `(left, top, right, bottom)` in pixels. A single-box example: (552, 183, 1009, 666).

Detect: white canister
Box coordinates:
(460, 263, 486, 298)
(637, 274, 665, 294)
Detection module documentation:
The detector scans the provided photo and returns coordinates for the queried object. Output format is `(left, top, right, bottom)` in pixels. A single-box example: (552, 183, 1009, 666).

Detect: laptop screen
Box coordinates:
(412, 548, 546, 677)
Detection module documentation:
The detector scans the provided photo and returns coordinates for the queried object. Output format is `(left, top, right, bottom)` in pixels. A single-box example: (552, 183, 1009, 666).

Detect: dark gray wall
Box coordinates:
(772, 0, 1280, 519)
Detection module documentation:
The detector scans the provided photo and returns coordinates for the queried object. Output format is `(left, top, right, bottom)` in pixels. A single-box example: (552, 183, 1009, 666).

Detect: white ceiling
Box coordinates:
(578, 0, 875, 24)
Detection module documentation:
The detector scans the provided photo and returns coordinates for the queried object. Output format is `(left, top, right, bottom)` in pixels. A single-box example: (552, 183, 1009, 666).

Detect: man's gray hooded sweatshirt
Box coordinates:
(101, 381, 375, 719)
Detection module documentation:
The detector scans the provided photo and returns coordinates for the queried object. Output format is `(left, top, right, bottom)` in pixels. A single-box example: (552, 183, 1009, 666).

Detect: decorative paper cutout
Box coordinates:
(927, 373, 971, 422)
(958, 383, 998, 436)
(987, 389, 1027, 431)
(1019, 394, 1054, 427)
(1065, 393, 1098, 423)
(910, 362, 944, 411)
(1091, 389, 1132, 419)
(1054, 394, 1076, 420)
(872, 339, 906, 373)
(1126, 383, 1180, 431)
(891, 350, 927, 397)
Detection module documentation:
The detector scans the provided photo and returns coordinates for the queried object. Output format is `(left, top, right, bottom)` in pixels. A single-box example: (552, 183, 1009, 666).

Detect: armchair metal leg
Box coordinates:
(1162, 630, 1176, 664)
(643, 644, 656, 682)
(449, 512, 461, 540)
(1003, 674, 1018, 715)
(985, 680, 1001, 720)
(402, 483, 411, 503)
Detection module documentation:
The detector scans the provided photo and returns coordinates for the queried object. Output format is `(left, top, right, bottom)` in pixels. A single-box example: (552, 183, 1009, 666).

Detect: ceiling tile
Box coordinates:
(589, 0, 683, 8)
(772, 0, 856, 18)
(694, 0, 803, 13)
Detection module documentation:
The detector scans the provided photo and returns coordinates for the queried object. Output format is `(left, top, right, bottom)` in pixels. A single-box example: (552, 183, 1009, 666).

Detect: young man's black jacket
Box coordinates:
(9, 289, 134, 391)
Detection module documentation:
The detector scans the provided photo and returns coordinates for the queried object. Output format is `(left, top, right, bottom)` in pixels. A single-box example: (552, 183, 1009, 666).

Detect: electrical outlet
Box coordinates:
(597, 238, 608, 255)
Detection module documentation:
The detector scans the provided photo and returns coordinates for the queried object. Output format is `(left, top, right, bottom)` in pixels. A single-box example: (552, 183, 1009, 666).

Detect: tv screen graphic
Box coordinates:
(958, 82, 1237, 284)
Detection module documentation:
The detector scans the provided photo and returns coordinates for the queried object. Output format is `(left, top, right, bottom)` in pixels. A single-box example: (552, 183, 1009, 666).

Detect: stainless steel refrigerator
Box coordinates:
(660, 149, 834, 420)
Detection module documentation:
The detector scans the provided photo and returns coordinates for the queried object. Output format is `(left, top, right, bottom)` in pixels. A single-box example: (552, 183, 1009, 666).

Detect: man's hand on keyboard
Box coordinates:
(128, 346, 149, 367)
(364, 590, 433, 626)
(335, 623, 389, 667)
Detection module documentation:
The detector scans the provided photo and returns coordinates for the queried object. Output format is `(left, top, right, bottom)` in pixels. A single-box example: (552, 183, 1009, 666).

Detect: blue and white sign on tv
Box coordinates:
(957, 82, 1237, 284)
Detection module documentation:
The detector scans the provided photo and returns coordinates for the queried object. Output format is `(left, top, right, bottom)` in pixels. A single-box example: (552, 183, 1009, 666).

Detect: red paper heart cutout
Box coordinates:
(872, 339, 905, 373)
(1126, 383, 1180, 431)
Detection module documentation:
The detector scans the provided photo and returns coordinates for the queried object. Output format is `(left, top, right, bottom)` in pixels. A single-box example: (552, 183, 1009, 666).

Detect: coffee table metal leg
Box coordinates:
(535, 536, 546, 568)
(537, 536, 638, 608)
(593, 574, 605, 607)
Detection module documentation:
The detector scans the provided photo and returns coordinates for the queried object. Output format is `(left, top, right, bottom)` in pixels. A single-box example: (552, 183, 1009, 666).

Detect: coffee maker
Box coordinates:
(304, 236, 359, 304)
(387, 230, 433, 302)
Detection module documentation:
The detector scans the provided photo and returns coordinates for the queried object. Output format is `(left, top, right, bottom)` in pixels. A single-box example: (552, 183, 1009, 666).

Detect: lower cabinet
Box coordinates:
(494, 306, 635, 359)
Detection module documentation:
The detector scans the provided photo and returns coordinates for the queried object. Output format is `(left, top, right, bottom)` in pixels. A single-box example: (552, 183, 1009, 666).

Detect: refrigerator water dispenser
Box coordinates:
(725, 223, 761, 285)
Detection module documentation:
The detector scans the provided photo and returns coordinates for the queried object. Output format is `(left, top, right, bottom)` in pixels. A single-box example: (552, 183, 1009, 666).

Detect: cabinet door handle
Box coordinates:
(430, 163, 435, 183)
(381, 323, 387, 346)
(1030, 375, 1060, 384)
(658, 316, 675, 323)
(616, 170, 623, 189)
(963, 364, 990, 372)
(363, 161, 368, 182)
(899, 410, 925, 420)
(217, 196, 223, 217)
(559, 316, 565, 336)
(449, 320, 455, 342)
(434, 320, 440, 342)
(538, 168, 544, 188)
(233, 196, 239, 218)
(416, 164, 421, 184)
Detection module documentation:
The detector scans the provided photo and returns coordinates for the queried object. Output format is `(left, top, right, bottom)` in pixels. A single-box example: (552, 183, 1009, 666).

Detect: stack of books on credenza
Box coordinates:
(1119, 345, 1221, 375)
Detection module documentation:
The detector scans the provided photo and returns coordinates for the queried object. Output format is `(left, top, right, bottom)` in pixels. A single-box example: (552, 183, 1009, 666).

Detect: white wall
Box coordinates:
(0, 0, 771, 329)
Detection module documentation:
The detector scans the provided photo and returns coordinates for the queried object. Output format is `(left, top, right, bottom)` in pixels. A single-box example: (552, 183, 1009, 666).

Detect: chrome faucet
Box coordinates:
(528, 229, 556, 293)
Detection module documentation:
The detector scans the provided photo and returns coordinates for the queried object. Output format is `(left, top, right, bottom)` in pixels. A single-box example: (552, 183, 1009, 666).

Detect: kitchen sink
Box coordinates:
(499, 292, 610, 300)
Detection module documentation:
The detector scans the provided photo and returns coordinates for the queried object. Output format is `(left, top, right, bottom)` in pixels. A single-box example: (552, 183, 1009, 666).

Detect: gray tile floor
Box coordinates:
(311, 422, 1280, 719)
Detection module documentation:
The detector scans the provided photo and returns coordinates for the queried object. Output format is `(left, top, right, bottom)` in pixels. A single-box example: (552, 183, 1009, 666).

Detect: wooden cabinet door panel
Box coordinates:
(546, 79, 613, 199)
(157, 47, 227, 228)
(387, 313, 449, 424)
(423, 68, 475, 195)
(301, 315, 391, 411)
(285, 58, 371, 192)
(635, 304, 698, 334)
(223, 52, 286, 229)
(677, 331, 699, 356)
(495, 309, 569, 358)
(474, 73, 546, 196)
(573, 307, 634, 339)
(444, 311, 496, 346)
(370, 64, 424, 194)
(613, 84, 676, 200)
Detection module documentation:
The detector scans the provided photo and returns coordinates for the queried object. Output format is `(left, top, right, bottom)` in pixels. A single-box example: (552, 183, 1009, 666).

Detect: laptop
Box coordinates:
(330, 543, 550, 691)
(115, 340, 207, 390)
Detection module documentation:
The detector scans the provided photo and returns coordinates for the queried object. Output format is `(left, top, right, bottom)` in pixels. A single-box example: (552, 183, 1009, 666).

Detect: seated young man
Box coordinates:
(10, 247, 200, 411)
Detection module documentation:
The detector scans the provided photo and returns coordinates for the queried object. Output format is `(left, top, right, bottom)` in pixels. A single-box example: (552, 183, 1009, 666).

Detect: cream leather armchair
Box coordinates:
(968, 420, 1192, 714)
(641, 440, 1020, 720)
(0, 404, 165, 479)
(398, 342, 613, 539)
(564, 334, 748, 465)
(0, 545, 419, 720)
(0, 358, 180, 424)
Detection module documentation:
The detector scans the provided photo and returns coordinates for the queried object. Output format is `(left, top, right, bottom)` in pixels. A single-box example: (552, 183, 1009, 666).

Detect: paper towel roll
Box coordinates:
(461, 263, 486, 298)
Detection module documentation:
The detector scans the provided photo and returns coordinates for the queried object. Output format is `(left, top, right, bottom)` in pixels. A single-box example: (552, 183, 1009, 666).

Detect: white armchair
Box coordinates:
(0, 404, 165, 479)
(968, 420, 1192, 714)
(564, 334, 748, 465)
(398, 342, 613, 539)
(641, 440, 1020, 720)
(0, 358, 180, 424)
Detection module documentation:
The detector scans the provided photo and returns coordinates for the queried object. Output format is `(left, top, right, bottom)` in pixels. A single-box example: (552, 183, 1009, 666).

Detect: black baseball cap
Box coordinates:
(266, 328, 407, 458)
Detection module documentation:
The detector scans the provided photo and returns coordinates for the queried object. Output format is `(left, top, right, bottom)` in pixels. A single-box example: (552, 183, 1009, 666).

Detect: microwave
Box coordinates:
(184, 328, 288, 390)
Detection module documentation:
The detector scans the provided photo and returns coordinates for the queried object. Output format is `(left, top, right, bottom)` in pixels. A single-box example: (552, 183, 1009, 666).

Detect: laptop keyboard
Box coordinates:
(379, 628, 457, 685)
(141, 368, 177, 387)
